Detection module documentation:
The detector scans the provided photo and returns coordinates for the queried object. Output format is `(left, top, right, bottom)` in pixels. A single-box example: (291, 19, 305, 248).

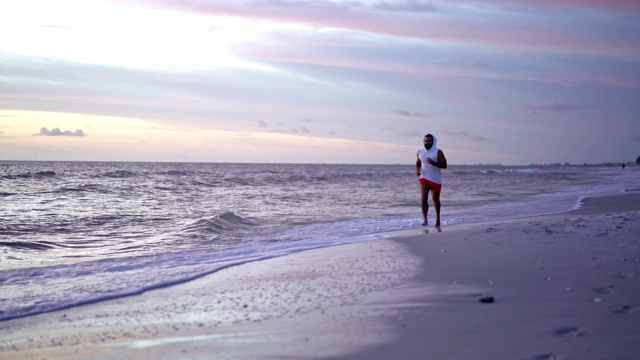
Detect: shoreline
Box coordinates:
(335, 193, 640, 360)
(1, 193, 640, 359)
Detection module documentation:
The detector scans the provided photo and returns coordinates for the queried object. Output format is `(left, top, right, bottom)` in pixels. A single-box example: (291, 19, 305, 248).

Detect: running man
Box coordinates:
(416, 134, 447, 227)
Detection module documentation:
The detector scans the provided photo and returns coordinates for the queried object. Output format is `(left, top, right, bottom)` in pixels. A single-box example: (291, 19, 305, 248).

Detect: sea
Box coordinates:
(1, 161, 638, 321)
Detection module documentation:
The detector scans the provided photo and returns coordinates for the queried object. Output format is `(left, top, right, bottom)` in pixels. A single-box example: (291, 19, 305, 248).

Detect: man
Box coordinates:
(416, 134, 447, 227)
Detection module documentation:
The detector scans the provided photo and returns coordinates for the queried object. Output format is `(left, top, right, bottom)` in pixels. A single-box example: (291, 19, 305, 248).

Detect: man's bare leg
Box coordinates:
(432, 188, 442, 227)
(420, 183, 429, 226)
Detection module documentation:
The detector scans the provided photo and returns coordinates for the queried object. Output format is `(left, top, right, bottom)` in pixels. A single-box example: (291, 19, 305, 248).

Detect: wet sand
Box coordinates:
(1, 193, 639, 359)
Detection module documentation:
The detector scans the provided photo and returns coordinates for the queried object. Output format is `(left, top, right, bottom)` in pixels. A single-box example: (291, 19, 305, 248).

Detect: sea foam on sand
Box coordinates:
(1, 193, 639, 359)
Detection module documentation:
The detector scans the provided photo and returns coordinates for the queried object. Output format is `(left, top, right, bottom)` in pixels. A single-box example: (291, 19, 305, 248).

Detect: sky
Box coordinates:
(1, 0, 639, 165)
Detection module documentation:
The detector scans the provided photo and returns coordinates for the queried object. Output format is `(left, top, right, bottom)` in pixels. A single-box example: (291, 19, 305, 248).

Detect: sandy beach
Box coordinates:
(1, 192, 639, 359)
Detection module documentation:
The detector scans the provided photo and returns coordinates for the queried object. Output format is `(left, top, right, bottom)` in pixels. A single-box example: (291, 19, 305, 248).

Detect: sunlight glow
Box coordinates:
(0, 1, 279, 72)
(0, 110, 411, 163)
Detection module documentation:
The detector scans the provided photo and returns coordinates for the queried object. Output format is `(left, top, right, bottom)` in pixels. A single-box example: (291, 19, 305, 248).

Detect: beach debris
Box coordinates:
(593, 285, 616, 295)
(619, 272, 634, 279)
(530, 354, 559, 360)
(594, 298, 603, 303)
(614, 305, 640, 314)
(479, 296, 494, 303)
(555, 326, 589, 337)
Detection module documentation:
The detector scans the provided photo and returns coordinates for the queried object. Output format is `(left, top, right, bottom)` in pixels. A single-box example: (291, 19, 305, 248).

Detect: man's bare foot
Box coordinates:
(435, 220, 440, 227)
(421, 220, 428, 226)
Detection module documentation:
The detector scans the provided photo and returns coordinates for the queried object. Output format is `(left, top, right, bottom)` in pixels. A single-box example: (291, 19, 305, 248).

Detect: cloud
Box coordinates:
(471, 61, 493, 69)
(374, 1, 441, 12)
(525, 102, 598, 115)
(445, 130, 490, 142)
(258, 121, 269, 127)
(138, 0, 640, 57)
(271, 126, 311, 134)
(477, 0, 640, 11)
(393, 109, 430, 118)
(34, 127, 86, 137)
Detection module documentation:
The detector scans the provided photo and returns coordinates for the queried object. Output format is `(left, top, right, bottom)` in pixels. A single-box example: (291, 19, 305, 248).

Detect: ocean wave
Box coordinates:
(35, 170, 56, 177)
(191, 179, 222, 188)
(0, 246, 274, 322)
(85, 214, 130, 226)
(0, 241, 57, 251)
(1, 170, 56, 180)
(54, 184, 105, 193)
(158, 170, 195, 176)
(475, 168, 543, 175)
(479, 169, 503, 175)
(181, 212, 256, 235)
(102, 170, 138, 178)
(508, 168, 541, 173)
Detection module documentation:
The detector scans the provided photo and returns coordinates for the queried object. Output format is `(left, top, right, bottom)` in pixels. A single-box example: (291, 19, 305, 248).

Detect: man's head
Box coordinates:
(423, 134, 434, 150)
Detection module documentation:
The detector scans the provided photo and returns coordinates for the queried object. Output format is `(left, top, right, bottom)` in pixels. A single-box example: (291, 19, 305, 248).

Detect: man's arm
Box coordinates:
(415, 151, 421, 176)
(426, 150, 447, 169)
(436, 150, 447, 169)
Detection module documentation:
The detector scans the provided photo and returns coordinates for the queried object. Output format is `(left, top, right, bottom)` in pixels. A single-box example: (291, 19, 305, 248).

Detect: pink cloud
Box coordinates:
(137, 1, 639, 57)
(471, 61, 493, 69)
(445, 130, 490, 142)
(393, 109, 430, 118)
(524, 102, 598, 116)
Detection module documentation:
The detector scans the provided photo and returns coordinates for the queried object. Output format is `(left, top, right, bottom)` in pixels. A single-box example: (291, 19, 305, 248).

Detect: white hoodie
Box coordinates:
(417, 134, 442, 184)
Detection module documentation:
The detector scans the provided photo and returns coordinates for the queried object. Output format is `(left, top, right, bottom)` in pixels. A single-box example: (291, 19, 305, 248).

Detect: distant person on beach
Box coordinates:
(416, 134, 447, 227)
(622, 163, 626, 170)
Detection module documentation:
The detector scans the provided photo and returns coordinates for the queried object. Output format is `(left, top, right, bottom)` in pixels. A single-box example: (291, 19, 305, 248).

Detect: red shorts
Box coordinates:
(419, 178, 442, 191)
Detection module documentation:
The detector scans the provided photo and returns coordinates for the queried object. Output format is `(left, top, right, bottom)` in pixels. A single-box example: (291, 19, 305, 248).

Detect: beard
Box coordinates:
(424, 144, 432, 150)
